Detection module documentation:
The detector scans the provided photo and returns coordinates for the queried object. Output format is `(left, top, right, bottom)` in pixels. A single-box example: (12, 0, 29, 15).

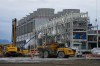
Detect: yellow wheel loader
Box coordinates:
(37, 34, 75, 58)
(37, 43, 75, 58)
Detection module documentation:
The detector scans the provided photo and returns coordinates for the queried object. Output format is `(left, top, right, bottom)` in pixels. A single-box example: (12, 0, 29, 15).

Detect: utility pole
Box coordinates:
(96, 0, 98, 48)
(97, 25, 98, 48)
(34, 19, 36, 49)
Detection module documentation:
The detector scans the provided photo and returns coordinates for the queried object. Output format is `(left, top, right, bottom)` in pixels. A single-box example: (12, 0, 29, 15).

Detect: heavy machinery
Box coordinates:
(4, 44, 18, 57)
(37, 35, 75, 58)
(0, 45, 3, 57)
(3, 18, 29, 57)
(18, 48, 29, 56)
(3, 18, 19, 57)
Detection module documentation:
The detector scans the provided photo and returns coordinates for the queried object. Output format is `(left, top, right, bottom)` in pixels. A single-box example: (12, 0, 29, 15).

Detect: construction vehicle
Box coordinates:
(4, 44, 18, 57)
(18, 48, 29, 56)
(3, 19, 19, 57)
(3, 18, 29, 57)
(0, 45, 3, 57)
(37, 34, 75, 58)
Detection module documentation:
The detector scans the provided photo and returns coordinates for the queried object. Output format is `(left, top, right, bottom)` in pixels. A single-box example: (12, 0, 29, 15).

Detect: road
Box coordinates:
(0, 57, 100, 66)
(0, 57, 85, 63)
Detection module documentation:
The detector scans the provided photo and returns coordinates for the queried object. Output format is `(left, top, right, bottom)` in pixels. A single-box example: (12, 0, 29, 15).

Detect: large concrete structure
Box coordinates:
(16, 8, 54, 47)
(16, 8, 100, 52)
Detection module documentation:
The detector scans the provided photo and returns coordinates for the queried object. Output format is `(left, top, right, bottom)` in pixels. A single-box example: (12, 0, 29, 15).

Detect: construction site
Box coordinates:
(0, 8, 100, 66)
(16, 8, 100, 54)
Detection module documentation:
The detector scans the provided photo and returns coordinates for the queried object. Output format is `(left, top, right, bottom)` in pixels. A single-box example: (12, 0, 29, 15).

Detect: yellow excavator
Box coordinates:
(3, 18, 19, 57)
(4, 18, 29, 57)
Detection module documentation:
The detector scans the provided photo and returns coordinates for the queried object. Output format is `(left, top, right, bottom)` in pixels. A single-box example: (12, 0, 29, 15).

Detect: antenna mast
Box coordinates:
(96, 0, 98, 48)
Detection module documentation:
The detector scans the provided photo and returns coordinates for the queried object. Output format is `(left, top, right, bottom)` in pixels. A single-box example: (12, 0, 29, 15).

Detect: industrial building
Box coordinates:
(16, 8, 100, 52)
(16, 8, 55, 47)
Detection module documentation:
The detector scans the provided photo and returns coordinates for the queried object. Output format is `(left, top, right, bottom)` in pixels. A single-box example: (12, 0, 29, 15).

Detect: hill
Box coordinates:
(0, 39, 10, 44)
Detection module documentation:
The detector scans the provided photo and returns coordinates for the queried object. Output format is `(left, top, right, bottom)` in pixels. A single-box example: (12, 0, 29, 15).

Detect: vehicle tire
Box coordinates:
(18, 53, 23, 57)
(5, 53, 9, 57)
(5, 54, 7, 57)
(44, 51, 49, 58)
(39, 51, 44, 58)
(57, 52, 65, 58)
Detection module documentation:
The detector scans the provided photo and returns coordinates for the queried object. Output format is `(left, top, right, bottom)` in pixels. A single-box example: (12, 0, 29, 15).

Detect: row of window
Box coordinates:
(17, 22, 33, 36)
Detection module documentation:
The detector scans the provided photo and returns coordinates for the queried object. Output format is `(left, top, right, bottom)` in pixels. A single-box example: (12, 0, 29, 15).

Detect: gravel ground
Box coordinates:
(0, 59, 100, 66)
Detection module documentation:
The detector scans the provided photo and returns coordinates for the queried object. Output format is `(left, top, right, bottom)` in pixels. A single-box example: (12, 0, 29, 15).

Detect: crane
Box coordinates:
(12, 18, 17, 46)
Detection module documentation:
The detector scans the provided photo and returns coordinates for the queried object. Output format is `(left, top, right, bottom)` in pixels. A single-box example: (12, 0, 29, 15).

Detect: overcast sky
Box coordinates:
(0, 0, 100, 41)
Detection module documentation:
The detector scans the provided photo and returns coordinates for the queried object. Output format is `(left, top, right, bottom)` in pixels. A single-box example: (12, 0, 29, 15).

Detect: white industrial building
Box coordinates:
(16, 8, 100, 52)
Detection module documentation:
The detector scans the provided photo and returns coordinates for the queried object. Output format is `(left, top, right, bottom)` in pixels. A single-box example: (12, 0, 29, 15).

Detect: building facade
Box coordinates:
(16, 8, 55, 48)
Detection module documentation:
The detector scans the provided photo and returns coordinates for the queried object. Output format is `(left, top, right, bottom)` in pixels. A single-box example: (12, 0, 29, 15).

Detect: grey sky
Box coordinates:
(0, 0, 100, 41)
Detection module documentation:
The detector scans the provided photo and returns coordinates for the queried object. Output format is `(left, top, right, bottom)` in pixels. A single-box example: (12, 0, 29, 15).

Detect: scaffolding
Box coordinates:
(35, 12, 89, 50)
(87, 24, 99, 50)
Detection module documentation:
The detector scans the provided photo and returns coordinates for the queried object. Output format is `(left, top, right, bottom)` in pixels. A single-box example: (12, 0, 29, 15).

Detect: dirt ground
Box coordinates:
(0, 59, 100, 66)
